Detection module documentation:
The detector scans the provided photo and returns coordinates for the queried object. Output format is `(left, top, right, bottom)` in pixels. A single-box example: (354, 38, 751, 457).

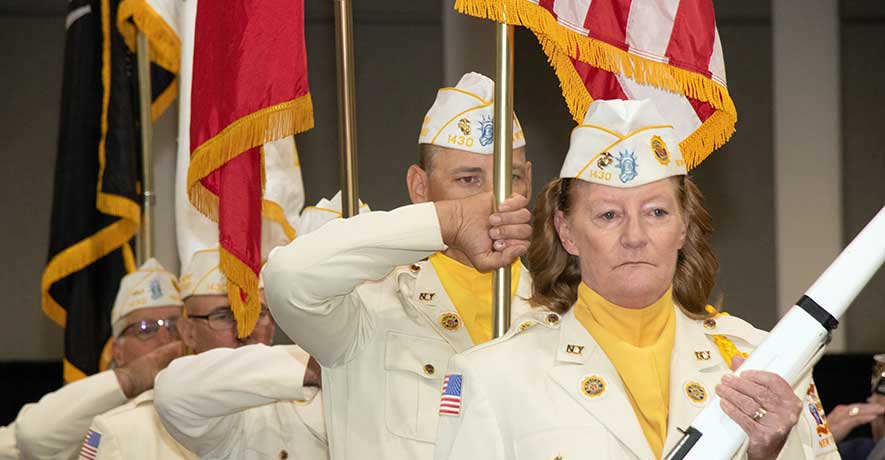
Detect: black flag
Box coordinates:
(42, 0, 175, 382)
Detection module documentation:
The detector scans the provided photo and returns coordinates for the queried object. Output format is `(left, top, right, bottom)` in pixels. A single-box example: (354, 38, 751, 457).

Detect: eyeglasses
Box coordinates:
(189, 305, 272, 331)
(120, 317, 179, 341)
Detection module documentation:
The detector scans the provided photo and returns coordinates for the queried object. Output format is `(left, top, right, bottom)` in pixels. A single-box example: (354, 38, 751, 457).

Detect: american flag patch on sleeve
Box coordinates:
(439, 373, 463, 416)
(78, 429, 102, 460)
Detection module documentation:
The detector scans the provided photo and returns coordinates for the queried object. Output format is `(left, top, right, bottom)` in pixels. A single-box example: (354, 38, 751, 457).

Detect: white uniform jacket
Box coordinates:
(262, 202, 534, 460)
(82, 390, 194, 460)
(15, 370, 127, 460)
(434, 307, 841, 460)
(154, 344, 328, 460)
(0, 424, 19, 460)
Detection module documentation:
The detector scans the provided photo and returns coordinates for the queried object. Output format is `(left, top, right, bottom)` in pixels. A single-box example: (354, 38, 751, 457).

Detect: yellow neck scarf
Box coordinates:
(574, 283, 676, 459)
(429, 253, 522, 344)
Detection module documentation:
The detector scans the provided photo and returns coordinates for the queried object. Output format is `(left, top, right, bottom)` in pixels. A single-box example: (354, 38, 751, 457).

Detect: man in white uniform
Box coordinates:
(153, 196, 375, 460)
(81, 249, 325, 460)
(14, 259, 184, 460)
(0, 425, 19, 460)
(260, 72, 534, 460)
(152, 248, 327, 460)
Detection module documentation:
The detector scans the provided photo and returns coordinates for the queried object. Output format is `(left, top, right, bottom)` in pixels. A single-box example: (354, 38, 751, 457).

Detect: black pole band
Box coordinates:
(663, 426, 703, 460)
(797, 295, 839, 331)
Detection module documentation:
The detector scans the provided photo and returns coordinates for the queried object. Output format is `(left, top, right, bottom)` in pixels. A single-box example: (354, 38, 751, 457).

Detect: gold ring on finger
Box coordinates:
(752, 407, 767, 421)
(849, 406, 860, 417)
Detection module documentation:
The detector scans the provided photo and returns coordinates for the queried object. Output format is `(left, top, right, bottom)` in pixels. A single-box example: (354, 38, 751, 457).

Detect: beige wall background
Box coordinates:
(0, 1, 882, 361)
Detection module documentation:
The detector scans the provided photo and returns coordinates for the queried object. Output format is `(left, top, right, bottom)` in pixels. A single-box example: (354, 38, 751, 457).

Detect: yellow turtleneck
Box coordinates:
(428, 253, 522, 344)
(573, 283, 676, 459)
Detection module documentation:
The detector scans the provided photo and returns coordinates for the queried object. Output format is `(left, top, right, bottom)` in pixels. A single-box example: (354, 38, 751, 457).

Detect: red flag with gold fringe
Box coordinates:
(187, 0, 313, 337)
(455, 0, 736, 168)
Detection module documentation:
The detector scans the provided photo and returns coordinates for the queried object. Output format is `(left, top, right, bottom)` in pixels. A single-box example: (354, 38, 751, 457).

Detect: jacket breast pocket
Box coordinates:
(384, 331, 454, 443)
(516, 427, 620, 460)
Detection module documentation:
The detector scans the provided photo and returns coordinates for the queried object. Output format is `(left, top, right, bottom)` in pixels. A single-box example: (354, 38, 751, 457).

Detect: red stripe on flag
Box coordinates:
(572, 56, 629, 101)
(216, 147, 263, 275)
(665, 0, 716, 76)
(191, 0, 309, 149)
(539, 0, 557, 18)
(583, 0, 632, 48)
(688, 98, 716, 123)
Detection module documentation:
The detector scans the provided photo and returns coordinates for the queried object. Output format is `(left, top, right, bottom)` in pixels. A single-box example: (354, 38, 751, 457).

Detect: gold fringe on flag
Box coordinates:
(116, 0, 181, 120)
(455, 0, 737, 169)
(220, 247, 262, 338)
(187, 95, 313, 338)
(187, 94, 314, 222)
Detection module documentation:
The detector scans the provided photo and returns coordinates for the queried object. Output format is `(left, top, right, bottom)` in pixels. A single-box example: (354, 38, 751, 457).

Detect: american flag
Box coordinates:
(455, 0, 736, 169)
(439, 373, 463, 416)
(78, 429, 101, 460)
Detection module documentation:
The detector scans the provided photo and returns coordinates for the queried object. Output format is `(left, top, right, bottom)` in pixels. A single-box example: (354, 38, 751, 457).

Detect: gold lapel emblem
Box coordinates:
(694, 350, 711, 361)
(517, 321, 534, 332)
(565, 344, 585, 356)
(439, 312, 462, 332)
(703, 318, 717, 330)
(685, 381, 708, 403)
(581, 375, 606, 398)
(419, 292, 436, 302)
(650, 135, 670, 165)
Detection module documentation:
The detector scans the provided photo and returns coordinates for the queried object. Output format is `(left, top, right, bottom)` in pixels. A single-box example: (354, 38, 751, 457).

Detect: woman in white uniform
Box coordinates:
(434, 99, 840, 460)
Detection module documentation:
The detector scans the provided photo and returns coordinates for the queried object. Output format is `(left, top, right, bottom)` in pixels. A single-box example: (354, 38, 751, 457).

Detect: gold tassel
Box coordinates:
(704, 305, 749, 367)
(712, 334, 749, 368)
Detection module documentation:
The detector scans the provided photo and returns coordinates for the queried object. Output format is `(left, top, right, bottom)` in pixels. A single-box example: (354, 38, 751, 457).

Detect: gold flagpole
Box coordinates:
(492, 23, 514, 339)
(136, 31, 154, 263)
(334, 0, 360, 218)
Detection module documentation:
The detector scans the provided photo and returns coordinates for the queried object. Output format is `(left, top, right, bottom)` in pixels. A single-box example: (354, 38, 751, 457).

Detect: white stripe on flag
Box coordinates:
(625, 0, 678, 60)
(552, 0, 592, 33)
(708, 28, 727, 86)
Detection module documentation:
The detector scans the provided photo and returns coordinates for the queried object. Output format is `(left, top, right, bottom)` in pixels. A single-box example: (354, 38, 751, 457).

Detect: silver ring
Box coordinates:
(752, 407, 768, 421)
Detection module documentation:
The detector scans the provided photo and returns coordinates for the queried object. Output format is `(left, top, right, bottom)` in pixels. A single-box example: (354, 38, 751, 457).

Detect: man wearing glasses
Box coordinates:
(150, 199, 376, 460)
(88, 248, 326, 460)
(15, 258, 185, 460)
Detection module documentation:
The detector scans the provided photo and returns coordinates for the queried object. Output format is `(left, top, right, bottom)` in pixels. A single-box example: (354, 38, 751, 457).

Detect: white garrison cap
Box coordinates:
(297, 191, 371, 236)
(178, 248, 265, 299)
(560, 99, 686, 187)
(111, 258, 183, 337)
(418, 72, 526, 155)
